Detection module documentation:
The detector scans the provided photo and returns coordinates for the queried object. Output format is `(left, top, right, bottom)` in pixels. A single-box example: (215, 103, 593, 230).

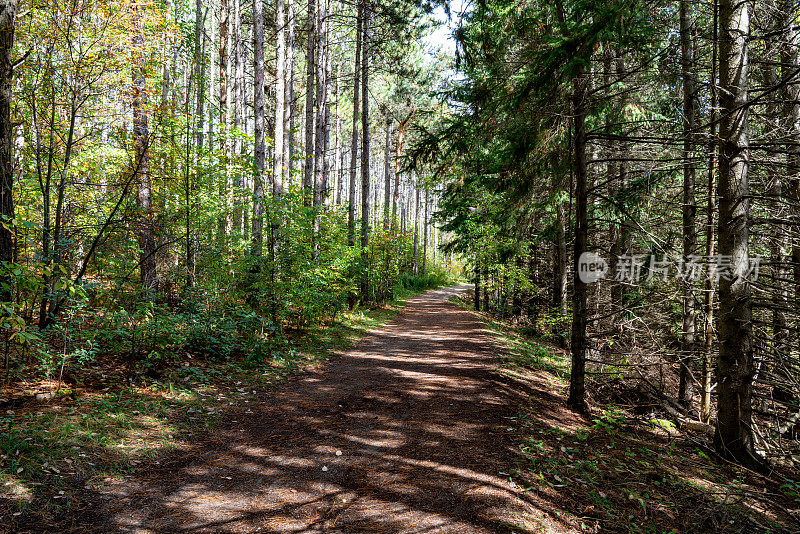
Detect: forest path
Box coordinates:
(96, 285, 564, 533)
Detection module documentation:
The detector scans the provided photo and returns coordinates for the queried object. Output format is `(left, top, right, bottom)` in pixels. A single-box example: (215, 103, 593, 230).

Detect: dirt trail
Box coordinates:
(93, 285, 559, 533)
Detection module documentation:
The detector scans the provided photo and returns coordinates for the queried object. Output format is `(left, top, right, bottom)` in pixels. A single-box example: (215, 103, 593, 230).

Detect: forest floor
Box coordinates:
(3, 285, 800, 532)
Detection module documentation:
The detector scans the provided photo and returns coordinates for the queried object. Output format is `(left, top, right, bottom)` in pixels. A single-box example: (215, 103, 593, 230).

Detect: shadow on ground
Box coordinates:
(34, 285, 575, 533)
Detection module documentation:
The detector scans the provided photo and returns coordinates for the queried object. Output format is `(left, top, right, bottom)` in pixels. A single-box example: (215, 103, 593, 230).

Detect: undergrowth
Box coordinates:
(0, 282, 445, 524)
(465, 297, 800, 533)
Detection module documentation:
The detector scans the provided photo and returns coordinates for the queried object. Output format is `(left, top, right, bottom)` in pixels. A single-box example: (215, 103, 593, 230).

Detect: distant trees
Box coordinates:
(0, 0, 445, 380)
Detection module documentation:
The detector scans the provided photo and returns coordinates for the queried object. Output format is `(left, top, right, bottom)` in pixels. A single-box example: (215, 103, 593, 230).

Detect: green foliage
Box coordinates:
(534, 307, 572, 340)
(398, 269, 450, 291)
(592, 409, 628, 434)
(780, 478, 800, 504)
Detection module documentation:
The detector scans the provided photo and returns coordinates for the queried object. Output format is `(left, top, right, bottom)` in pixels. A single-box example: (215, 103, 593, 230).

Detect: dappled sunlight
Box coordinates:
(0, 476, 34, 504)
(81, 285, 575, 532)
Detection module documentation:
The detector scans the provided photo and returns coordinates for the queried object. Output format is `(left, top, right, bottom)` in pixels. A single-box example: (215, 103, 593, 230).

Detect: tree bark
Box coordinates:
(323, 11, 332, 208)
(303, 0, 316, 206)
(567, 68, 589, 413)
(132, 0, 157, 296)
(780, 0, 800, 427)
(383, 117, 392, 227)
(207, 3, 216, 152)
(678, 0, 697, 410)
(701, 0, 718, 424)
(553, 199, 567, 312)
(359, 3, 370, 301)
(232, 0, 243, 234)
(274, 0, 286, 201)
(715, 0, 765, 471)
(412, 180, 419, 275)
(219, 0, 230, 240)
(764, 1, 788, 390)
(474, 262, 481, 311)
(390, 112, 411, 230)
(0, 0, 16, 304)
(334, 63, 342, 205)
(422, 189, 428, 276)
(285, 0, 295, 186)
(347, 6, 362, 246)
(252, 0, 265, 257)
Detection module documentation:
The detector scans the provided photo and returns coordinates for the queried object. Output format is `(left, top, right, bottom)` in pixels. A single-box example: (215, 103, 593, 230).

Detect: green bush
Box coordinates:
(398, 269, 451, 291)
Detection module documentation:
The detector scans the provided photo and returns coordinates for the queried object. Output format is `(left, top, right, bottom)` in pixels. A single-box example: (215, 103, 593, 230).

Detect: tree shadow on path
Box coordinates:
(78, 285, 581, 533)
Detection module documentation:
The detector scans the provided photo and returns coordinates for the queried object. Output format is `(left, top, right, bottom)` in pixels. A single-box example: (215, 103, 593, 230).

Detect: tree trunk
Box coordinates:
(608, 57, 631, 321)
(553, 199, 567, 311)
(219, 0, 230, 241)
(232, 0, 243, 234)
(285, 0, 295, 186)
(312, 0, 327, 257)
(568, 68, 589, 413)
(132, 0, 157, 296)
(702, 0, 718, 424)
(764, 2, 788, 390)
(412, 181, 419, 275)
(303, 0, 316, 206)
(195, 1, 206, 152)
(678, 0, 697, 410)
(0, 0, 16, 303)
(207, 3, 216, 152)
(390, 113, 411, 230)
(780, 0, 800, 430)
(422, 188, 428, 276)
(252, 0, 265, 257)
(482, 264, 489, 312)
(334, 63, 342, 204)
(323, 4, 332, 209)
(474, 263, 481, 311)
(383, 117, 392, 227)
(347, 6, 362, 246)
(274, 0, 286, 202)
(715, 0, 765, 471)
(359, 3, 370, 301)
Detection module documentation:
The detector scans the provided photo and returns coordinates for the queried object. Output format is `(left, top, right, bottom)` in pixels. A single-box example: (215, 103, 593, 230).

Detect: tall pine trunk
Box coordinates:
(284, 0, 295, 186)
(132, 0, 157, 296)
(715, 0, 765, 471)
(232, 0, 243, 234)
(218, 0, 230, 241)
(0, 0, 16, 303)
(383, 117, 391, 227)
(422, 189, 428, 276)
(679, 0, 697, 410)
(553, 198, 567, 312)
(303, 0, 316, 206)
(334, 63, 343, 204)
(359, 3, 370, 300)
(412, 180, 419, 274)
(702, 0, 718, 424)
(567, 67, 589, 413)
(764, 3, 788, 393)
(274, 0, 286, 201)
(252, 0, 265, 257)
(348, 5, 362, 246)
